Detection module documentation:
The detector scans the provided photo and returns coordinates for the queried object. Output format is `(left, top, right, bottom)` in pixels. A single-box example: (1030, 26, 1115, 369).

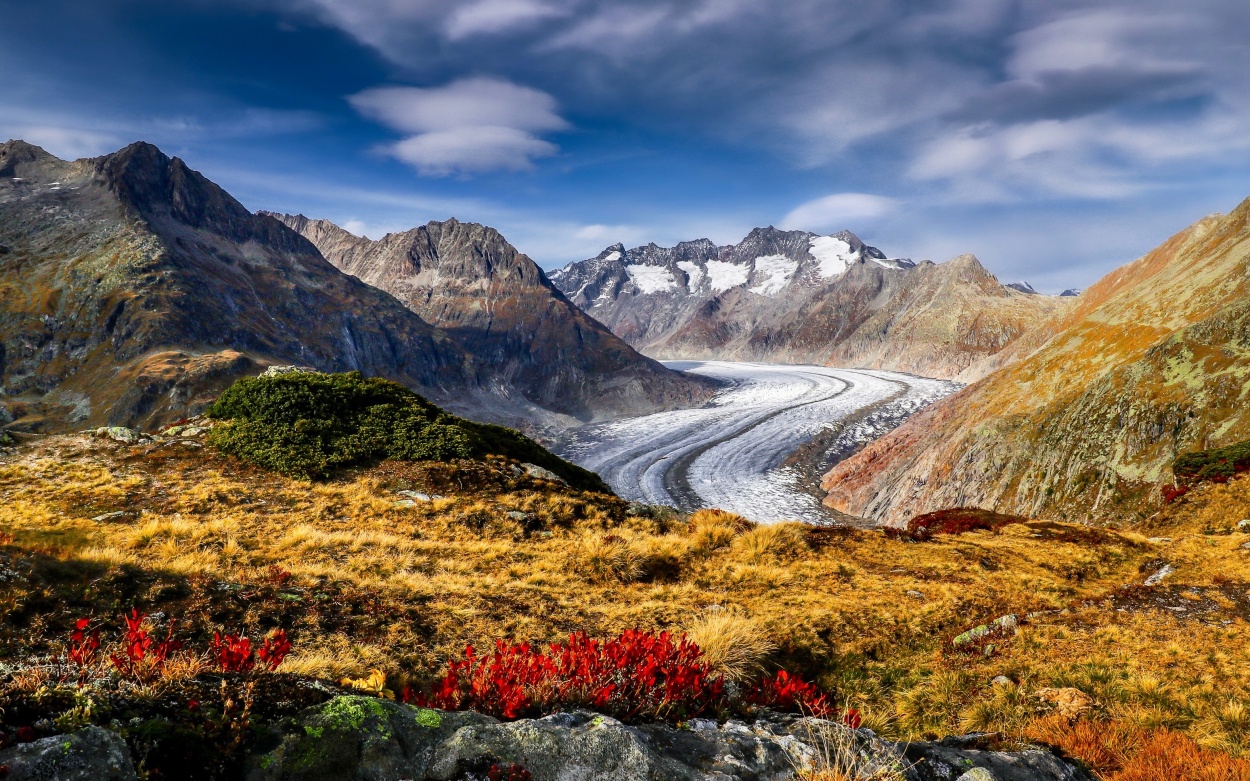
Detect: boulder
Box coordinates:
(522, 464, 566, 484)
(1, 725, 137, 780)
(94, 427, 145, 444)
(245, 696, 1095, 781)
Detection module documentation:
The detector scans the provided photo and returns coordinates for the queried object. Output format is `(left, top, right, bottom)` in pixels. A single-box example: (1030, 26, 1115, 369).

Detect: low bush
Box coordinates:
(1174, 439, 1250, 488)
(407, 628, 843, 725)
(407, 629, 725, 722)
(206, 370, 607, 490)
(885, 508, 1027, 542)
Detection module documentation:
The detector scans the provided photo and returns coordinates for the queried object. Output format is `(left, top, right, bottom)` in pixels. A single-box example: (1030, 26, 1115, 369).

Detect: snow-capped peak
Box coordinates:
(1006, 281, 1039, 295)
(809, 235, 859, 278)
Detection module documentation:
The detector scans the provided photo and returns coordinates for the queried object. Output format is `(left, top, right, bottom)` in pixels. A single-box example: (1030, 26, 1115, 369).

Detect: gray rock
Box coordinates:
(91, 511, 131, 522)
(398, 490, 442, 502)
(260, 365, 321, 378)
(958, 769, 998, 781)
(1, 725, 137, 780)
(522, 463, 566, 484)
(1239, 519, 1250, 532)
(1145, 563, 1175, 586)
(246, 696, 1094, 781)
(95, 427, 143, 444)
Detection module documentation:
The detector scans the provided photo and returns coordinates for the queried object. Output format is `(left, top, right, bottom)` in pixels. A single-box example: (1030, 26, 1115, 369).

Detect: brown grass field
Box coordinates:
(5, 431, 1250, 778)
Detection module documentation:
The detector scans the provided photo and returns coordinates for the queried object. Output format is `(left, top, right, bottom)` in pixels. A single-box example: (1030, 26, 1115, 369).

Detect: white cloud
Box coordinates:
(349, 78, 568, 175)
(445, 0, 563, 40)
(781, 193, 899, 233)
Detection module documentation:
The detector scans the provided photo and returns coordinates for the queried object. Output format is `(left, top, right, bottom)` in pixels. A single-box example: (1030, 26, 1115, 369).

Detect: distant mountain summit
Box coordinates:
(552, 228, 1069, 381)
(270, 213, 713, 424)
(0, 140, 708, 433)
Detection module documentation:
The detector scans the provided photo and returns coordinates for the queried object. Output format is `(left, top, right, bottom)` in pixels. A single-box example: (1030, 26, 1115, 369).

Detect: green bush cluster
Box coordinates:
(1173, 438, 1250, 485)
(205, 371, 608, 492)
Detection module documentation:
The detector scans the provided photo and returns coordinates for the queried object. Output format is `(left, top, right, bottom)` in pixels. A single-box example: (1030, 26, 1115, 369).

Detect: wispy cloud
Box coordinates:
(781, 193, 899, 233)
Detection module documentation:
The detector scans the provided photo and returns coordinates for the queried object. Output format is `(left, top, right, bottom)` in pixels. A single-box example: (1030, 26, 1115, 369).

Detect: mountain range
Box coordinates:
(822, 196, 1250, 525)
(0, 140, 709, 434)
(552, 228, 1071, 382)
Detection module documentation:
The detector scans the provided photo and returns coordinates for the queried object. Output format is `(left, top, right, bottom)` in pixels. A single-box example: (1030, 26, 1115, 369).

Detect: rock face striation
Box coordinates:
(823, 197, 1250, 526)
(0, 140, 708, 433)
(271, 213, 713, 424)
(551, 229, 1068, 382)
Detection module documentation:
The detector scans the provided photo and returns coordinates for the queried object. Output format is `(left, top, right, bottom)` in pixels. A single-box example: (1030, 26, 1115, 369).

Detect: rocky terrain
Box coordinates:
(552, 229, 1069, 382)
(822, 196, 1250, 526)
(0, 140, 709, 436)
(272, 213, 712, 425)
(1, 698, 1093, 781)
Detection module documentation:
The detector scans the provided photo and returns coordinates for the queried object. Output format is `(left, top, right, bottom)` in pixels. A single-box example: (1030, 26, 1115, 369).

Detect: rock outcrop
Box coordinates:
(551, 229, 1068, 382)
(1, 725, 136, 780)
(823, 196, 1250, 525)
(271, 214, 714, 424)
(241, 696, 1093, 781)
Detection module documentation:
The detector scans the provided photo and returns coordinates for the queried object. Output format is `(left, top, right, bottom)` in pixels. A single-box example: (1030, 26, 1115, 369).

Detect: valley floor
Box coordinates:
(558, 361, 958, 524)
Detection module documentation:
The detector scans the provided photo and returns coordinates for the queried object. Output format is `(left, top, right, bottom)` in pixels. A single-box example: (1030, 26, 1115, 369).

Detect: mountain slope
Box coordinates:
(271, 214, 714, 423)
(0, 141, 518, 431)
(822, 198, 1250, 525)
(552, 228, 1068, 381)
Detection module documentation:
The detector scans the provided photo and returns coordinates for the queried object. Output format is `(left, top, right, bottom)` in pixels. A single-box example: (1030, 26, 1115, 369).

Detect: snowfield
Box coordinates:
(559, 361, 959, 524)
(626, 264, 678, 294)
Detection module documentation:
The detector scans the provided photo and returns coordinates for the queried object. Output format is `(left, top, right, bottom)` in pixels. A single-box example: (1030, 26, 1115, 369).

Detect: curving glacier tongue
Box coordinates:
(558, 361, 959, 524)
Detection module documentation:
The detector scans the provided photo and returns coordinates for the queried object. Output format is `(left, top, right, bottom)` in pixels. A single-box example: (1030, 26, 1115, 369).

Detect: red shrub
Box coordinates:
(409, 629, 725, 722)
(212, 633, 255, 673)
(67, 618, 100, 670)
(1161, 485, 1189, 504)
(488, 764, 532, 781)
(109, 610, 181, 680)
(891, 508, 1028, 542)
(258, 630, 292, 671)
(746, 670, 833, 717)
(213, 630, 292, 673)
(265, 565, 292, 586)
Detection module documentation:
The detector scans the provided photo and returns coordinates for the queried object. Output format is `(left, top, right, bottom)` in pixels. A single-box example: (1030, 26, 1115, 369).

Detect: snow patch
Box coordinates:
(705, 260, 749, 293)
(625, 264, 678, 294)
(809, 236, 858, 278)
(677, 261, 704, 290)
(749, 255, 799, 295)
(603, 250, 622, 262)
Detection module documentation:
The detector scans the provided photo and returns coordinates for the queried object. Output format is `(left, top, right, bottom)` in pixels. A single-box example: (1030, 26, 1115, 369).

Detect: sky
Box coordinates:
(3, 0, 1250, 291)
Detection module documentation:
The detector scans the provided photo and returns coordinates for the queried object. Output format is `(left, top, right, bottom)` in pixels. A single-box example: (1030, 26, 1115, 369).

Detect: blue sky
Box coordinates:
(4, 0, 1250, 291)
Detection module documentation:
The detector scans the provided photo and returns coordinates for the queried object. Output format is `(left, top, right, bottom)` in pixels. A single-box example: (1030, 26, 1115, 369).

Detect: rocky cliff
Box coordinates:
(0, 140, 702, 434)
(552, 228, 1068, 382)
(822, 198, 1250, 526)
(271, 213, 713, 424)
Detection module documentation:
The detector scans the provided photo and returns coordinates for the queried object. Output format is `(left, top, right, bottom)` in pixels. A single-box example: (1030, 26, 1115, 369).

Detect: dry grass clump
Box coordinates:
(689, 508, 752, 553)
(790, 720, 908, 781)
(575, 533, 643, 583)
(683, 608, 775, 682)
(731, 522, 808, 564)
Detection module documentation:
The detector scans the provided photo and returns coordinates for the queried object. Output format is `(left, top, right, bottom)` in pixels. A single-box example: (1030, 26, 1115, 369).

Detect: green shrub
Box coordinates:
(205, 371, 608, 492)
(1174, 439, 1250, 486)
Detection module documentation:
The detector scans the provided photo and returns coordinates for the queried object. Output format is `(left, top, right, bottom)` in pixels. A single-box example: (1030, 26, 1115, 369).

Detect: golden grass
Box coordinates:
(6, 435, 1250, 765)
(683, 608, 775, 682)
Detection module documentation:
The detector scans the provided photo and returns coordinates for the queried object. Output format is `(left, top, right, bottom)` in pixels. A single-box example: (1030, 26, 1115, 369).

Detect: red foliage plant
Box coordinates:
(213, 630, 291, 673)
(109, 610, 182, 680)
(885, 508, 1028, 542)
(407, 629, 725, 722)
(488, 764, 532, 781)
(746, 670, 833, 717)
(67, 618, 101, 670)
(1161, 485, 1189, 504)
